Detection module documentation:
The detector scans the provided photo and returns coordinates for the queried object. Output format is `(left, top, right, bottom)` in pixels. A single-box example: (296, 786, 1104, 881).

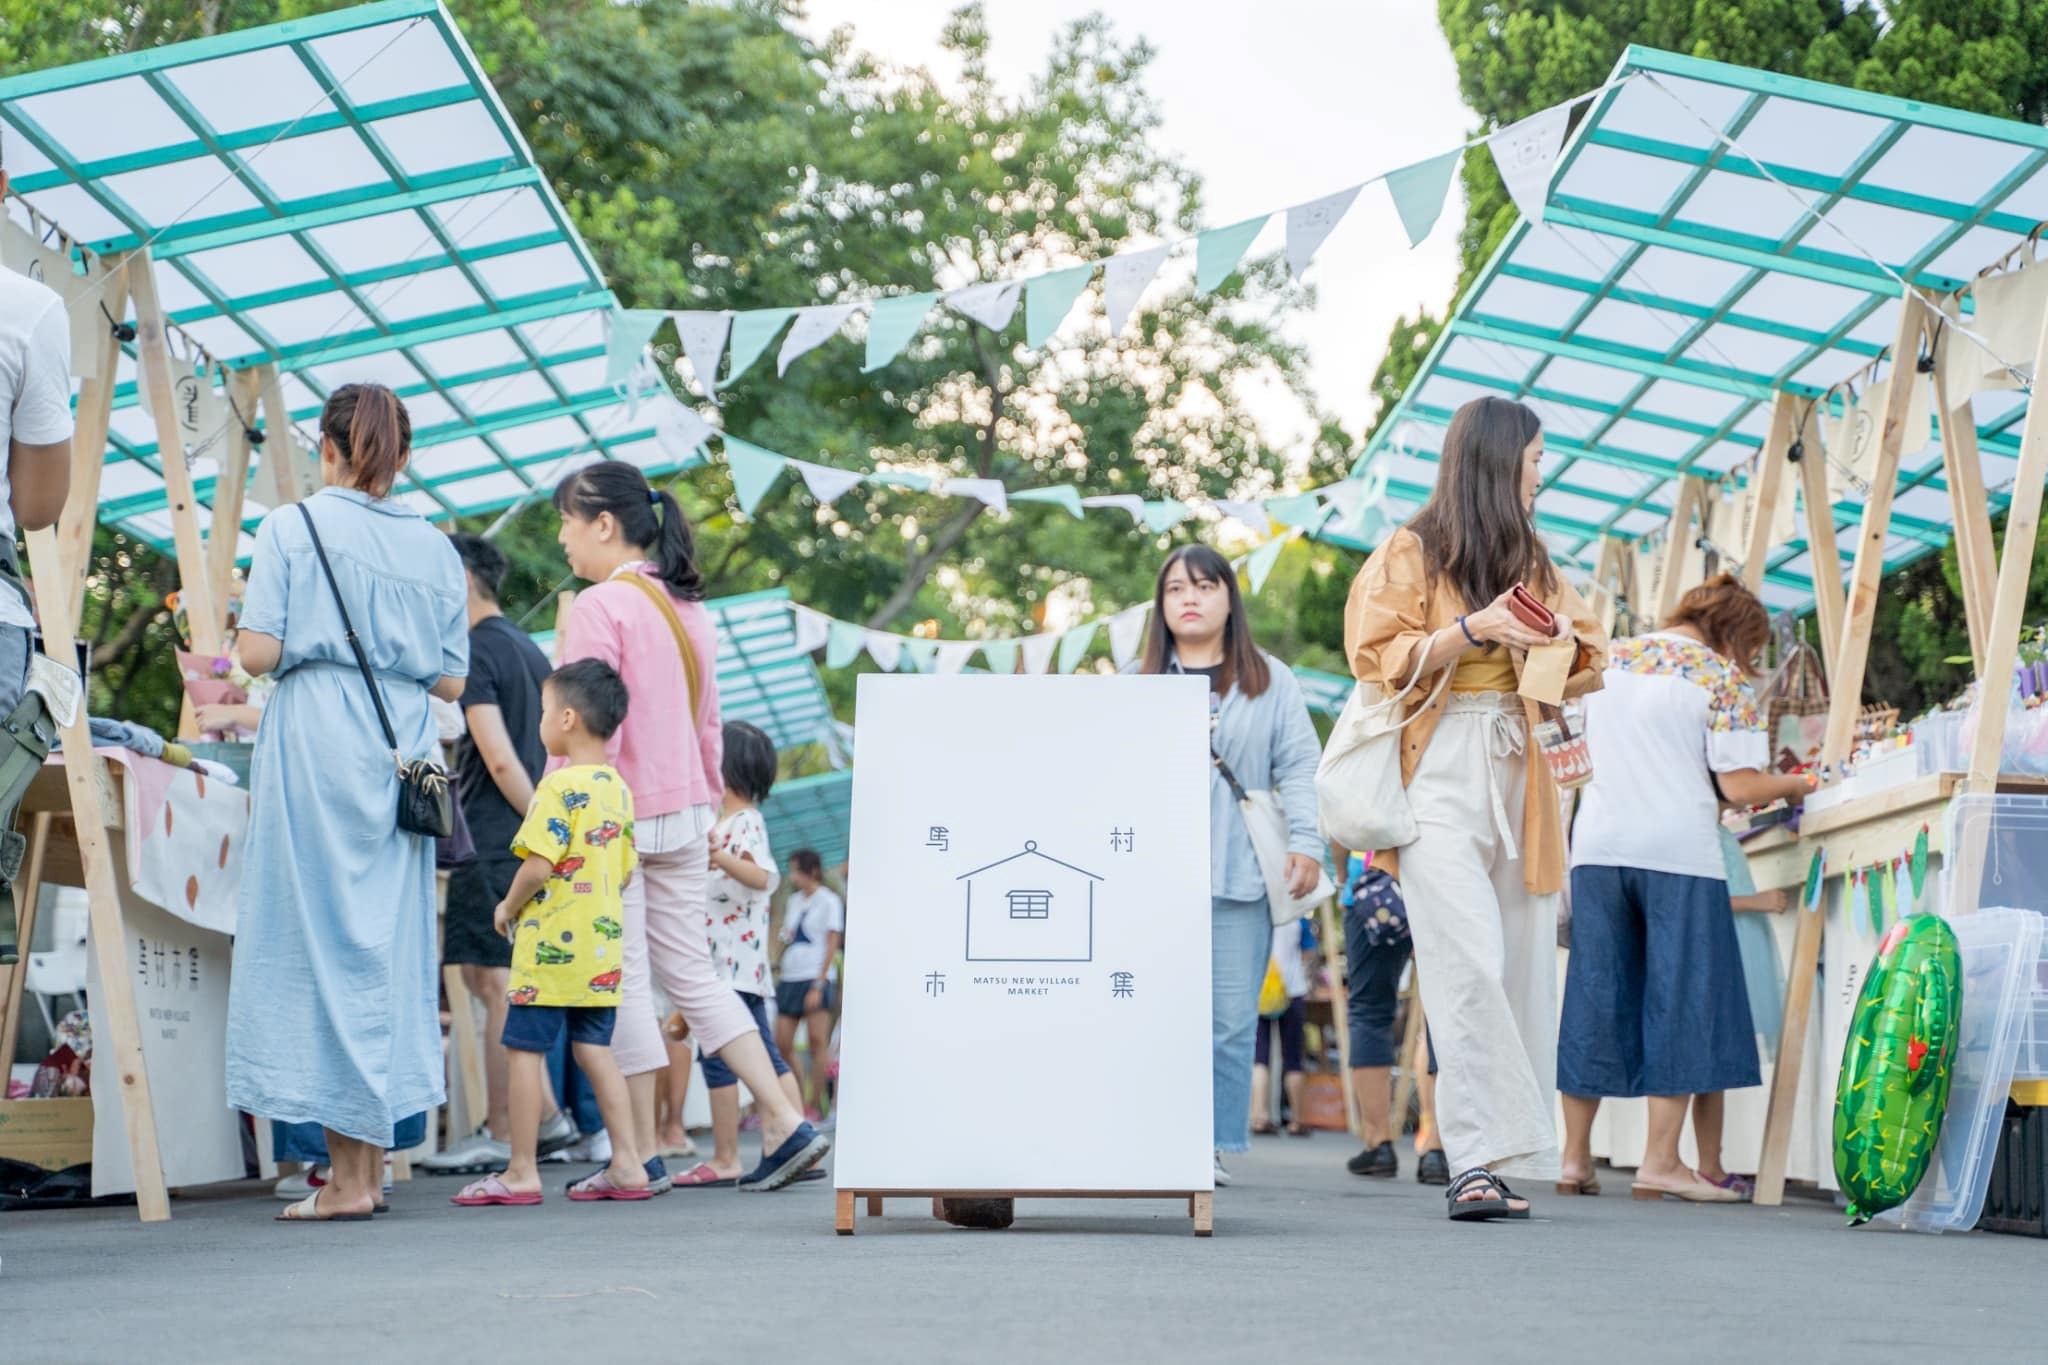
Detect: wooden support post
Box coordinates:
(0, 814, 52, 1078)
(1755, 291, 1928, 1208)
(54, 256, 133, 627)
(204, 369, 260, 633)
(1314, 892, 1357, 1136)
(258, 365, 317, 504)
(1390, 970, 1426, 1149)
(1934, 362, 1999, 673)
(443, 963, 487, 1144)
(22, 528, 171, 1221)
(1962, 301, 2048, 789)
(866, 1195, 883, 1217)
(128, 248, 221, 660)
(1191, 1191, 1214, 1236)
(835, 1189, 856, 1235)
(1655, 477, 1706, 624)
(1591, 536, 1624, 639)
(554, 591, 577, 663)
(1795, 403, 1847, 680)
(1742, 393, 1799, 593)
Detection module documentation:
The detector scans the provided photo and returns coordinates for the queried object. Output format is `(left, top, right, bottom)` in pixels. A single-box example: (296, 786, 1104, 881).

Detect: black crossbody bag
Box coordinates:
(296, 503, 454, 839)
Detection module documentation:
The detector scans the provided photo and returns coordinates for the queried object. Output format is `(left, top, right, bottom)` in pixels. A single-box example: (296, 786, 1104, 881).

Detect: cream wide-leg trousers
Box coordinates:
(1397, 692, 1560, 1183)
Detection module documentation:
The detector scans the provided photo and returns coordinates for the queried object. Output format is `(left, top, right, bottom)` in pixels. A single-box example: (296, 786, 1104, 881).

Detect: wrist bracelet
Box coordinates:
(1458, 615, 1481, 648)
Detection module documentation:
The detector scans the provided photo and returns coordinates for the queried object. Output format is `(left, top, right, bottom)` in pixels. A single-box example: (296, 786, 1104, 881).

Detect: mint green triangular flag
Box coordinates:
(604, 308, 665, 387)
(980, 639, 1019, 675)
(863, 292, 941, 372)
(1012, 485, 1085, 518)
(1025, 265, 1096, 349)
(1057, 621, 1099, 674)
(1264, 491, 1325, 529)
(726, 308, 795, 381)
(1143, 499, 1192, 533)
(1245, 534, 1289, 596)
(868, 469, 935, 493)
(1384, 148, 1463, 248)
(721, 436, 788, 515)
(825, 619, 866, 669)
(901, 639, 939, 673)
(1196, 215, 1267, 295)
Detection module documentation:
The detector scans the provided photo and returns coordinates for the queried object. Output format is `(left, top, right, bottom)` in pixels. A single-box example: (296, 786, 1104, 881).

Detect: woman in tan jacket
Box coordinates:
(1344, 395, 1606, 1221)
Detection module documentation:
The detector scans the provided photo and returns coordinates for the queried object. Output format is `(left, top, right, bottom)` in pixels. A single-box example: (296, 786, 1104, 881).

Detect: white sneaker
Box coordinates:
(1213, 1152, 1233, 1187)
(537, 1109, 578, 1157)
(274, 1166, 329, 1200)
(419, 1132, 513, 1174)
(548, 1130, 612, 1164)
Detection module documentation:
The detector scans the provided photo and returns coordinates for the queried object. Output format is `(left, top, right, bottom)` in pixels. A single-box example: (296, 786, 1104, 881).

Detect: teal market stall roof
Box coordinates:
(0, 0, 704, 558)
(1352, 46, 2048, 614)
(759, 770, 853, 871)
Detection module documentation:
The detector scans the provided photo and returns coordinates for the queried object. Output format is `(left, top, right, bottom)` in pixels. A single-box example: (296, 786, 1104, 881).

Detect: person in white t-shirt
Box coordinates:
(775, 849, 843, 1118)
(1559, 574, 1812, 1203)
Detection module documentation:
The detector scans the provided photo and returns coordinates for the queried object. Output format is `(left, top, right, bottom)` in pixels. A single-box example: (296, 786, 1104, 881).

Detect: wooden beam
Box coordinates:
(1591, 536, 1624, 638)
(127, 248, 221, 660)
(21, 531, 171, 1221)
(205, 369, 260, 631)
(1742, 392, 1799, 593)
(1963, 300, 2048, 788)
(54, 255, 133, 628)
(1755, 289, 1928, 1209)
(1795, 403, 1847, 681)
(1655, 477, 1706, 624)
(0, 814, 52, 1085)
(256, 365, 316, 505)
(1934, 363, 1999, 673)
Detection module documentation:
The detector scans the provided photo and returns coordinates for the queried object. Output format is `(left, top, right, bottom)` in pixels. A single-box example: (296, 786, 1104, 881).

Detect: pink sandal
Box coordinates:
(451, 1174, 543, 1206)
(672, 1163, 736, 1188)
(566, 1169, 653, 1201)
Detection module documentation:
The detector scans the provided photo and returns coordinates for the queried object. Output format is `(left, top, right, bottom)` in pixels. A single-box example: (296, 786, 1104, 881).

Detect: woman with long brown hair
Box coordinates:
(1558, 574, 1810, 1202)
(226, 384, 469, 1221)
(1345, 394, 1606, 1221)
(1139, 544, 1322, 1187)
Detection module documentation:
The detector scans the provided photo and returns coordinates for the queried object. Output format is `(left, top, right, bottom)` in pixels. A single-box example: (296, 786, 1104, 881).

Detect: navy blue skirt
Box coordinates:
(1558, 865, 1761, 1098)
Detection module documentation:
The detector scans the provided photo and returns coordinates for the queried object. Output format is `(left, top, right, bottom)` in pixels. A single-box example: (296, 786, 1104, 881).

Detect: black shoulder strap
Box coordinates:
(295, 502, 400, 758)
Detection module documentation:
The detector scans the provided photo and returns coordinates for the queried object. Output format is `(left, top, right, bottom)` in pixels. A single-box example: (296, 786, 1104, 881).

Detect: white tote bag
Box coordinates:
(1314, 633, 1452, 854)
(1213, 751, 1335, 926)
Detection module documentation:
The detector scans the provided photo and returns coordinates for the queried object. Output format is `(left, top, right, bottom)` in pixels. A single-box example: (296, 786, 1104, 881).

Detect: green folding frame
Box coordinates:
(1351, 46, 2048, 613)
(0, 0, 705, 560)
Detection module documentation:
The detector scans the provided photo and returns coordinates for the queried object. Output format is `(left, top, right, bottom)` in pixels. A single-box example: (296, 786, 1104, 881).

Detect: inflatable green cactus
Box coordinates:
(1833, 914, 1962, 1226)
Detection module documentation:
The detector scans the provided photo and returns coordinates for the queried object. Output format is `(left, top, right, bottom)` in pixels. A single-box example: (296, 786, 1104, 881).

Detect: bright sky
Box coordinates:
(798, 0, 1473, 452)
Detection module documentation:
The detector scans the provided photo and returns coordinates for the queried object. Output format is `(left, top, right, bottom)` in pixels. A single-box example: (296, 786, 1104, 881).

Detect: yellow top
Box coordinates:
(508, 765, 638, 1007)
(1451, 643, 1518, 693)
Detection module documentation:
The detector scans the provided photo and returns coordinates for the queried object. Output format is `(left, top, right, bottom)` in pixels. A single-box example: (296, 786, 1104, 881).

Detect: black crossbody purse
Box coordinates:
(296, 503, 455, 839)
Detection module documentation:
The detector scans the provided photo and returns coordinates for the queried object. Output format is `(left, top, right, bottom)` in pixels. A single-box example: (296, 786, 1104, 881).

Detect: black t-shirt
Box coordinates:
(1188, 664, 1225, 693)
(456, 614, 552, 858)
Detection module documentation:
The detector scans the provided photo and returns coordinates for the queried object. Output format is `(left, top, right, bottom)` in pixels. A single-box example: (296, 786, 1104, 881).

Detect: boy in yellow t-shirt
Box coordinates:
(452, 659, 650, 1207)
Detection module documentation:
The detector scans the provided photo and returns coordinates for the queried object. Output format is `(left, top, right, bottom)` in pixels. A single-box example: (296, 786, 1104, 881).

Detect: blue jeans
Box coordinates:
(272, 1112, 426, 1164)
(1212, 897, 1272, 1154)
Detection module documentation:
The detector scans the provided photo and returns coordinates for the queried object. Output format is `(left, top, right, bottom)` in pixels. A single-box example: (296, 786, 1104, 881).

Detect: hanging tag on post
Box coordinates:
(27, 652, 82, 728)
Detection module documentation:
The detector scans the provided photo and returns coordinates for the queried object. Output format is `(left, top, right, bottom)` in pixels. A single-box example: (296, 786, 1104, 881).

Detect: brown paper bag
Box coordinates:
(1518, 639, 1574, 705)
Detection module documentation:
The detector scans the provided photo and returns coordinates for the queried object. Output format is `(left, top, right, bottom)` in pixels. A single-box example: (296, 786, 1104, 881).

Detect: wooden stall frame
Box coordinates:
(1754, 290, 1931, 1207)
(1740, 393, 1800, 595)
(1793, 402, 1847, 681)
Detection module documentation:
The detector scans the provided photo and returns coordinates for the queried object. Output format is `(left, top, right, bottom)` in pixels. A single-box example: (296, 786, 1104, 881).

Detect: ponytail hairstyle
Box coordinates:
(551, 461, 705, 601)
(319, 383, 411, 497)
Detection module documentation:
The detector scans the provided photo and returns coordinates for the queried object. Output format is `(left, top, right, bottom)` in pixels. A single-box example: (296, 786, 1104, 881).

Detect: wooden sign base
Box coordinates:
(835, 1188, 1213, 1237)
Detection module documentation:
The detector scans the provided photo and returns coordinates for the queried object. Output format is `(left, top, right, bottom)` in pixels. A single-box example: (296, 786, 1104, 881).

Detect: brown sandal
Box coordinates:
(1554, 1175, 1602, 1196)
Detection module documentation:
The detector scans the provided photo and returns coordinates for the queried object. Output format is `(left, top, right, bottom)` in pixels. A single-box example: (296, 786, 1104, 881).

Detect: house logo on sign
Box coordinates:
(959, 840, 1101, 963)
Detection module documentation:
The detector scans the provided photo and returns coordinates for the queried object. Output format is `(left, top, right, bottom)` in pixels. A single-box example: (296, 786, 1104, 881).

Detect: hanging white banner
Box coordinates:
(1080, 494, 1147, 524)
(173, 371, 229, 461)
(945, 477, 1008, 515)
(1020, 631, 1060, 675)
(1107, 603, 1152, 671)
(1211, 499, 1272, 534)
(672, 310, 733, 403)
(946, 280, 1023, 332)
(1102, 244, 1171, 338)
(790, 605, 834, 655)
(654, 398, 715, 462)
(1285, 184, 1363, 279)
(864, 632, 905, 672)
(790, 458, 867, 504)
(934, 641, 979, 675)
(778, 304, 860, 377)
(1488, 102, 1572, 223)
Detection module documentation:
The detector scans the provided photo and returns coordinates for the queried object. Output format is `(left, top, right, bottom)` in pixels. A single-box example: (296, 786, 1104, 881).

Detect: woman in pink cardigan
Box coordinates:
(553, 463, 829, 1193)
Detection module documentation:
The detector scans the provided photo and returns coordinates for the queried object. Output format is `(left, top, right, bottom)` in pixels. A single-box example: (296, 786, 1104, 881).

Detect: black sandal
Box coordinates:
(1446, 1167, 1531, 1222)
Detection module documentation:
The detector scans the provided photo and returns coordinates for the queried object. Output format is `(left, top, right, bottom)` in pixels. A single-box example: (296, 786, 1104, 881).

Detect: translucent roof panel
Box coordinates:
(1353, 45, 2048, 609)
(0, 1, 705, 548)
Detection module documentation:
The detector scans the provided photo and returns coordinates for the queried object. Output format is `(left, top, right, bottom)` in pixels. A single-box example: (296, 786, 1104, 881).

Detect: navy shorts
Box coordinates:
(1343, 904, 1412, 1067)
(775, 977, 835, 1018)
(700, 991, 793, 1088)
(1558, 865, 1761, 1098)
(502, 1004, 617, 1055)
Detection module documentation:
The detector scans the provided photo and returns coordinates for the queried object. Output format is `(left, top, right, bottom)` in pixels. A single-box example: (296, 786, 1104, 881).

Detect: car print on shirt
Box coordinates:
(593, 916, 623, 940)
(588, 967, 622, 993)
(508, 985, 539, 1005)
(585, 820, 624, 848)
(561, 790, 591, 812)
(546, 816, 571, 846)
(534, 941, 575, 966)
(551, 855, 586, 880)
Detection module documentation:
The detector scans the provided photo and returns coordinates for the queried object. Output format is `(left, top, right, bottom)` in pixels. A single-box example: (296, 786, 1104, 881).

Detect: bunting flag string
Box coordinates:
(600, 82, 1623, 389)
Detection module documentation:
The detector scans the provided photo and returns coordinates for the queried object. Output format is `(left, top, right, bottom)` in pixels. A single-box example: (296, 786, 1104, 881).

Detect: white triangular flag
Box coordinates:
(654, 399, 715, 462)
(1285, 184, 1363, 279)
(1108, 603, 1151, 670)
(671, 310, 732, 403)
(1081, 494, 1147, 524)
(1020, 631, 1060, 675)
(1487, 102, 1571, 223)
(934, 641, 978, 675)
(790, 605, 833, 655)
(946, 478, 1007, 516)
(777, 304, 859, 377)
(1102, 244, 1170, 338)
(946, 281, 1023, 332)
(864, 632, 904, 672)
(789, 459, 866, 504)
(1212, 499, 1272, 534)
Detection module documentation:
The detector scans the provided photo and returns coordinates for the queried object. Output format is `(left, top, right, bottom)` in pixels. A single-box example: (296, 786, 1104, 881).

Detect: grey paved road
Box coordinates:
(6, 1135, 2040, 1363)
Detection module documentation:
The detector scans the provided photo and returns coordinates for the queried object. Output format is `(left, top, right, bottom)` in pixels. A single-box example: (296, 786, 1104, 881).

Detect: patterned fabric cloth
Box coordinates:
(706, 806, 778, 991)
(509, 765, 638, 1007)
